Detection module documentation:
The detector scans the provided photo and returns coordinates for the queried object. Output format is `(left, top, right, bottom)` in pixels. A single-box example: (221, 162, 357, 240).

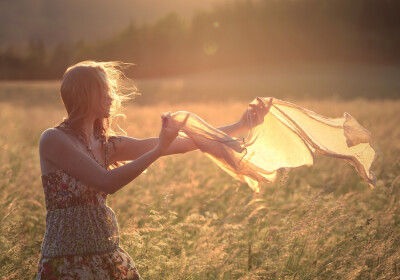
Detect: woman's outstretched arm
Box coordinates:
(108, 119, 246, 162)
(39, 119, 179, 194)
(110, 99, 273, 162)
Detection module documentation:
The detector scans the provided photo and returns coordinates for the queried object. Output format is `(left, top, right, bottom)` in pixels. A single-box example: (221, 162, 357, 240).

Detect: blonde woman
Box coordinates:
(36, 61, 260, 279)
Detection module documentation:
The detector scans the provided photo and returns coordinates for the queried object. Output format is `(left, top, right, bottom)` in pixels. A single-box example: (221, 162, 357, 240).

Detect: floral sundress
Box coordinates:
(36, 165, 142, 279)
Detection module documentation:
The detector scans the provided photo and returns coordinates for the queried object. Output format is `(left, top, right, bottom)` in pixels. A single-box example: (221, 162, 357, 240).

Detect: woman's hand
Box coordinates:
(239, 97, 273, 130)
(156, 112, 180, 153)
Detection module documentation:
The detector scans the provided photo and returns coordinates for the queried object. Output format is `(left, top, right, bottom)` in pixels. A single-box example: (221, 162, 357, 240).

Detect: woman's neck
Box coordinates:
(75, 116, 97, 143)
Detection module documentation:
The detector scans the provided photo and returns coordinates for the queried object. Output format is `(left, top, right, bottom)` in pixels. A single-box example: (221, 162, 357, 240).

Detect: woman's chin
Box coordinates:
(103, 109, 111, 118)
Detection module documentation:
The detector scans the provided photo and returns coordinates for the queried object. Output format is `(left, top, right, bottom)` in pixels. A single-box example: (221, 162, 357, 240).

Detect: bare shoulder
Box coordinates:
(39, 128, 73, 173)
(40, 127, 63, 141)
(39, 128, 69, 149)
(39, 127, 76, 158)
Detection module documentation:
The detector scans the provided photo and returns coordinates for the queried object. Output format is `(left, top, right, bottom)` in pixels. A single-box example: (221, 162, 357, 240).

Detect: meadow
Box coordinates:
(0, 73, 399, 279)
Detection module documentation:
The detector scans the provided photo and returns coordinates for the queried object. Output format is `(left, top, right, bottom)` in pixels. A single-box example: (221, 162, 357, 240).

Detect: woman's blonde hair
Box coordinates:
(59, 60, 137, 140)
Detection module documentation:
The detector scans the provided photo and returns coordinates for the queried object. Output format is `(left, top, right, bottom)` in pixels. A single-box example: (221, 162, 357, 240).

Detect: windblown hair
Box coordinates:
(59, 61, 137, 140)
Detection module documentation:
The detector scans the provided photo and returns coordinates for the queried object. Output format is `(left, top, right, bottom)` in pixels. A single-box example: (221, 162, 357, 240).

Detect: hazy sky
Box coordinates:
(0, 0, 229, 48)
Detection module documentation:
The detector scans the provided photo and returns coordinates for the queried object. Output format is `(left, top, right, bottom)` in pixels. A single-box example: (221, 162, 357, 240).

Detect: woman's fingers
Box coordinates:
(161, 112, 172, 128)
(248, 97, 274, 128)
(255, 97, 273, 116)
(157, 112, 180, 151)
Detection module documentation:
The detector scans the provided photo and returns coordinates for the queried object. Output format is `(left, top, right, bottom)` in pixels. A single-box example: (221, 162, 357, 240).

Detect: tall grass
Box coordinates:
(0, 91, 399, 279)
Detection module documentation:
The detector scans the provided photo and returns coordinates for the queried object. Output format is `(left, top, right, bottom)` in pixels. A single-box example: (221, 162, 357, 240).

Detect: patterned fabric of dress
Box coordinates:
(36, 168, 142, 280)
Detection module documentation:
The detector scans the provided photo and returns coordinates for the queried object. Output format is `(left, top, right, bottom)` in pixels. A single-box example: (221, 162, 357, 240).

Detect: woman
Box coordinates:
(36, 61, 259, 279)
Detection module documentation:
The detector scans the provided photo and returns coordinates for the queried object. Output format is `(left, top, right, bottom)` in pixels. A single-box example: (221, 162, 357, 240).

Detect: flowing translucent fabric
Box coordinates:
(169, 97, 376, 192)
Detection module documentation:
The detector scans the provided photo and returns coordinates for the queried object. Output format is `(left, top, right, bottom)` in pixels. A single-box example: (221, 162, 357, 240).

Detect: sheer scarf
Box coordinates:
(169, 97, 376, 192)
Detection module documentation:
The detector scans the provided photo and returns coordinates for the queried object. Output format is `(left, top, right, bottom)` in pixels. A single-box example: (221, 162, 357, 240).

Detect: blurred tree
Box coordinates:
(0, 46, 24, 79)
(1, 0, 400, 79)
(47, 43, 72, 79)
(24, 39, 46, 79)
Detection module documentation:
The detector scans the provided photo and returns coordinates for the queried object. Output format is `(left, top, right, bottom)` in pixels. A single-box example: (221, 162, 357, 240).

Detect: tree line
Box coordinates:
(1, 0, 399, 80)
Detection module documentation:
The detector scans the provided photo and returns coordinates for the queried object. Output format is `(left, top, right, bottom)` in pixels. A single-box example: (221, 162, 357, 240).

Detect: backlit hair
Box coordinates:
(60, 60, 137, 140)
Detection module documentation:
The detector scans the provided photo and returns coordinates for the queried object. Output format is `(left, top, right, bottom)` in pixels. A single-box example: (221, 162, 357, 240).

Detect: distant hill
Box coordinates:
(0, 0, 228, 48)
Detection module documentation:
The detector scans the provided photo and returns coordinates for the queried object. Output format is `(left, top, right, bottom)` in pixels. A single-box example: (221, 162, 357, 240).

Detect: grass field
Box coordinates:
(0, 75, 399, 279)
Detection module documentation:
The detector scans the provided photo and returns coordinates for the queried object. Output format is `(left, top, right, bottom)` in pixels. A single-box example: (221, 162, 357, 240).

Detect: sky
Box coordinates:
(0, 0, 229, 48)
